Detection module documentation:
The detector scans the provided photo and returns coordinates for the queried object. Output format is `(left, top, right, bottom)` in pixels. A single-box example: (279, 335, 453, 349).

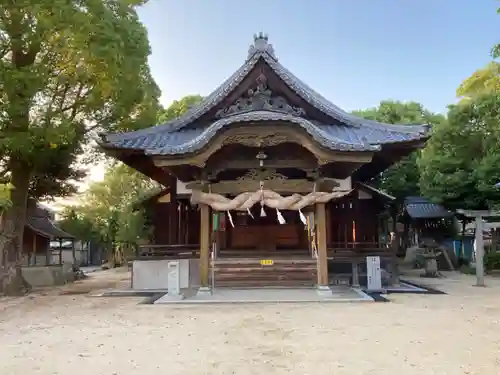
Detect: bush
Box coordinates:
(484, 252, 500, 271)
(459, 264, 476, 275)
(457, 257, 470, 267)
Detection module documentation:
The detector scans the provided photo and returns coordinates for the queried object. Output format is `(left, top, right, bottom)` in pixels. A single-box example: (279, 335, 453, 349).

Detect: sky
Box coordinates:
(46, 0, 500, 211)
(138, 0, 499, 114)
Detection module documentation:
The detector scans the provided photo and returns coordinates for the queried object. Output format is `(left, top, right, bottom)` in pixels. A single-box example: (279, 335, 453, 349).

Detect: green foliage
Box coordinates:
(58, 209, 99, 243)
(80, 163, 158, 243)
(0, 183, 13, 211)
(59, 94, 204, 247)
(29, 141, 87, 200)
(353, 101, 445, 200)
(58, 163, 156, 264)
(484, 251, 500, 271)
(456, 62, 500, 99)
(0, 0, 160, 198)
(459, 264, 476, 275)
(157, 95, 204, 123)
(491, 7, 500, 59)
(419, 93, 500, 210)
(0, 0, 160, 292)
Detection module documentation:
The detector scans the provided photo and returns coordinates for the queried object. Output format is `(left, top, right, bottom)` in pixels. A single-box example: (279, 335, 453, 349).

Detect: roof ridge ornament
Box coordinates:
(215, 72, 306, 118)
(247, 32, 277, 61)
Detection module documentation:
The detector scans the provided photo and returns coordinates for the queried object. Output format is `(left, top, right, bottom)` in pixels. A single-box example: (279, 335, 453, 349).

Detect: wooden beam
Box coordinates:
(315, 203, 329, 286)
(207, 158, 317, 173)
(186, 178, 340, 194)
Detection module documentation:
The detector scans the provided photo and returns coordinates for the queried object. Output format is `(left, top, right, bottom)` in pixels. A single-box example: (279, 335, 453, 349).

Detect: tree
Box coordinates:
(0, 183, 12, 212)
(419, 92, 500, 211)
(64, 164, 159, 265)
(58, 95, 205, 265)
(352, 101, 446, 200)
(28, 142, 87, 200)
(157, 94, 204, 122)
(456, 62, 500, 99)
(0, 0, 160, 294)
(491, 7, 500, 59)
(58, 208, 98, 244)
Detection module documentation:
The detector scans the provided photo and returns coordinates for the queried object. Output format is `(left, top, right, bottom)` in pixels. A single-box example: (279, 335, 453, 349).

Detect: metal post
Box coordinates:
(475, 216, 485, 287)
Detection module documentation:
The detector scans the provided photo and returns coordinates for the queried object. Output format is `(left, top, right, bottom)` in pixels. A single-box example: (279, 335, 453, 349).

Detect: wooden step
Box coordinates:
(214, 280, 315, 287)
(212, 257, 317, 288)
(212, 266, 316, 273)
(218, 251, 310, 258)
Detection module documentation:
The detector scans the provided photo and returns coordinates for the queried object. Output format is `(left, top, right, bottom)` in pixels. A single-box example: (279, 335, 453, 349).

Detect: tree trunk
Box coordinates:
(0, 162, 32, 296)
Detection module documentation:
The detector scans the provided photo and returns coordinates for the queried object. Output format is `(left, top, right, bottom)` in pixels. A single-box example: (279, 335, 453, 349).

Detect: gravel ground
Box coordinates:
(0, 268, 499, 375)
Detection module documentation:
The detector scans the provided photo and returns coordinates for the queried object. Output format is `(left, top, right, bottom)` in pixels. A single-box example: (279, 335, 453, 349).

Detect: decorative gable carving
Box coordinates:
(215, 72, 306, 119)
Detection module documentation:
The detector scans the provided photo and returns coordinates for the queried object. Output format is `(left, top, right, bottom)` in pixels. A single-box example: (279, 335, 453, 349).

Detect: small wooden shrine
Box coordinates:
(1, 202, 74, 266)
(100, 34, 430, 293)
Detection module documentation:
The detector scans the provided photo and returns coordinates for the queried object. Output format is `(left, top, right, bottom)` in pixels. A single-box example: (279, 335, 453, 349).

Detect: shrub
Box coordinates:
(484, 251, 500, 271)
(459, 264, 476, 275)
(457, 257, 470, 267)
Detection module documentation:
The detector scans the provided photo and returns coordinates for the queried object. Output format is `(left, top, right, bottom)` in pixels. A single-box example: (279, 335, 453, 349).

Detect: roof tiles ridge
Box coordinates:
(146, 110, 379, 156)
(103, 54, 263, 143)
(262, 54, 429, 136)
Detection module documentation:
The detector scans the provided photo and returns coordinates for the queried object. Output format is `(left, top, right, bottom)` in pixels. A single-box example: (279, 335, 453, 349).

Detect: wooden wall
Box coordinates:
(327, 191, 381, 249)
(151, 199, 200, 245)
(148, 187, 386, 250)
(22, 227, 49, 256)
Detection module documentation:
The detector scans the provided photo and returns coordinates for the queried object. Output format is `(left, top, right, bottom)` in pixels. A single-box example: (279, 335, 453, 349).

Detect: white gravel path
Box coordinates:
(0, 268, 499, 375)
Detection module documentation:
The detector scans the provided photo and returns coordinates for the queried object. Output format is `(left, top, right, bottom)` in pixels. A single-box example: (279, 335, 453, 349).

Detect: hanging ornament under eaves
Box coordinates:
(299, 209, 307, 225)
(276, 208, 286, 225)
(226, 210, 235, 228)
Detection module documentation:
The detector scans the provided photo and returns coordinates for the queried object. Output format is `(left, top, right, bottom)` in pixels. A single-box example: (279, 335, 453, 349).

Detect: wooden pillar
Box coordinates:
(45, 236, 51, 266)
(315, 203, 329, 287)
(199, 203, 211, 291)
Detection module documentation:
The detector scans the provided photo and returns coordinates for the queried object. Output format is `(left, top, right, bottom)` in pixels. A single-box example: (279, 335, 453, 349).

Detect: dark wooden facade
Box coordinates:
(141, 183, 392, 254)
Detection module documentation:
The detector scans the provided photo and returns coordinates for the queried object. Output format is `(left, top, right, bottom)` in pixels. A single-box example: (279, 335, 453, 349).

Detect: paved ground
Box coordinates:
(0, 268, 499, 374)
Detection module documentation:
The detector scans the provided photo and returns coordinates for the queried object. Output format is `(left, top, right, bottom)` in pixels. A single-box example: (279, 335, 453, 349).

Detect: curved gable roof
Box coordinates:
(101, 33, 429, 155)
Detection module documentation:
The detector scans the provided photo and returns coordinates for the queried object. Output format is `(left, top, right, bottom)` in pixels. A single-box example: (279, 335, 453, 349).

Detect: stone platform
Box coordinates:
(153, 286, 373, 304)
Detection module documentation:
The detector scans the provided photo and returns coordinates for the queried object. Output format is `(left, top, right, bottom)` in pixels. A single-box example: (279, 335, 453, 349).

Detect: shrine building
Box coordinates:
(99, 34, 430, 294)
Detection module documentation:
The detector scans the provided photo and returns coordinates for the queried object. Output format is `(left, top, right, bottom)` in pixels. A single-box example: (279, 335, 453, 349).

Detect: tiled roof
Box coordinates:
(404, 197, 453, 219)
(26, 203, 74, 239)
(101, 34, 429, 154)
(27, 216, 74, 239)
(358, 183, 395, 201)
(107, 111, 384, 154)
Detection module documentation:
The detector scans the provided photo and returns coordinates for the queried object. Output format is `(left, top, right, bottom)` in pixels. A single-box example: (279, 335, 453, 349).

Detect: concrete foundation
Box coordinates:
(132, 259, 197, 290)
(153, 287, 373, 304)
(316, 285, 333, 296)
(21, 264, 73, 287)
